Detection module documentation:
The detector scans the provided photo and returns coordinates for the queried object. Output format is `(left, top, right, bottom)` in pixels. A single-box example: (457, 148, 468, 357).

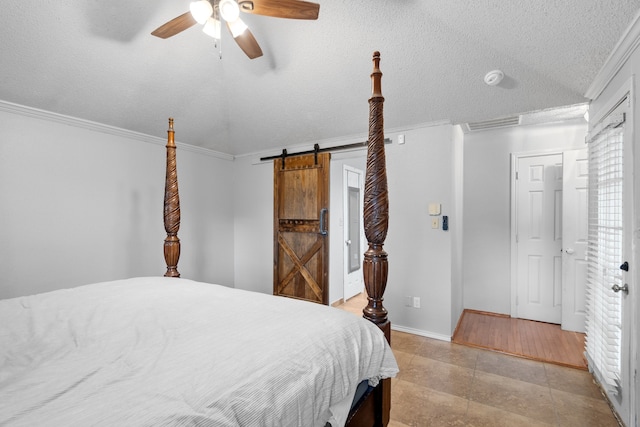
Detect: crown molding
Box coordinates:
(585, 10, 640, 100)
(0, 100, 233, 161)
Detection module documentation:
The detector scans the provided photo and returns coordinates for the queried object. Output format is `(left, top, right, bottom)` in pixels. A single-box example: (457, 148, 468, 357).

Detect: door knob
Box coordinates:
(565, 248, 575, 254)
(345, 240, 351, 245)
(611, 284, 629, 294)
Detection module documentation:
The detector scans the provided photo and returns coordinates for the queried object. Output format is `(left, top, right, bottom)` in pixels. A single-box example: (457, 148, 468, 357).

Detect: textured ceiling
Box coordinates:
(0, 1, 638, 156)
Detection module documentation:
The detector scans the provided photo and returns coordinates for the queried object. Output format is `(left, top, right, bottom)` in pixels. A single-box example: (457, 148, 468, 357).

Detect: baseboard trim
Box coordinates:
(391, 325, 451, 342)
(331, 298, 344, 307)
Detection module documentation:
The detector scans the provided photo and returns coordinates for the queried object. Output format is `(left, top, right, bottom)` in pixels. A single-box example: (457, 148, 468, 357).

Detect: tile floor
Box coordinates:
(335, 295, 621, 427)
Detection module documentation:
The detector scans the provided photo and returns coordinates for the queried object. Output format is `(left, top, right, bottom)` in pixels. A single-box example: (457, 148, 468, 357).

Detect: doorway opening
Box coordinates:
(509, 149, 588, 333)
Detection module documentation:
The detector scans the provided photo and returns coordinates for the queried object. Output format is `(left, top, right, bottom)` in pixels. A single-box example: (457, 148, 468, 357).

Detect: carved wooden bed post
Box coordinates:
(363, 52, 389, 339)
(163, 118, 181, 277)
(363, 51, 391, 427)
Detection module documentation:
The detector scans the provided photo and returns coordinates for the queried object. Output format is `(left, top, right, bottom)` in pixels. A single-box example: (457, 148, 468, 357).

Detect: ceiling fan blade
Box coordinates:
(239, 0, 319, 20)
(151, 12, 197, 39)
(227, 21, 263, 59)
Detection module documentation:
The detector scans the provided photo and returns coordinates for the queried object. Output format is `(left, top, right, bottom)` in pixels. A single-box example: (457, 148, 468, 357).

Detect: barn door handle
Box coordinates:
(319, 208, 328, 235)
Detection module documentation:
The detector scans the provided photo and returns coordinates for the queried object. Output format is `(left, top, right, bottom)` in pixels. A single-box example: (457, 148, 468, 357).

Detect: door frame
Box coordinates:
(510, 149, 564, 319)
(343, 165, 365, 301)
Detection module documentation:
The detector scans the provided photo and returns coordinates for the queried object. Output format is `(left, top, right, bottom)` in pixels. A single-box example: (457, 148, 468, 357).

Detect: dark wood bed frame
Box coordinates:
(161, 52, 391, 427)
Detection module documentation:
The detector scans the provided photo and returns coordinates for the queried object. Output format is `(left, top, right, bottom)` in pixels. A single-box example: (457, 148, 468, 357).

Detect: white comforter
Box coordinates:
(0, 277, 398, 426)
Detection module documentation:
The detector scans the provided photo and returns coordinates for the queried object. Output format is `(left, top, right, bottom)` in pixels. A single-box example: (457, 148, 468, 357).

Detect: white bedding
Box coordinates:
(0, 277, 398, 426)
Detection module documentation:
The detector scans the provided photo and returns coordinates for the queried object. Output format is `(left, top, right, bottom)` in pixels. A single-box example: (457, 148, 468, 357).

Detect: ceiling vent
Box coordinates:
(464, 115, 521, 132)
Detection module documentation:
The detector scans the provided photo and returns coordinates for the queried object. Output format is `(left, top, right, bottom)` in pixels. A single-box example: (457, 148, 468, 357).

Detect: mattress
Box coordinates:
(0, 277, 398, 426)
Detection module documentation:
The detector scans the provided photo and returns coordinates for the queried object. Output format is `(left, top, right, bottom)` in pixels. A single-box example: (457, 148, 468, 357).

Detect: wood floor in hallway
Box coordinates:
(452, 309, 587, 370)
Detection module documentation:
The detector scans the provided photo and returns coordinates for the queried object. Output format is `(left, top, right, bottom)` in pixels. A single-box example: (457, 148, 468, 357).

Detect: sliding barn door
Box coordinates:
(274, 153, 330, 304)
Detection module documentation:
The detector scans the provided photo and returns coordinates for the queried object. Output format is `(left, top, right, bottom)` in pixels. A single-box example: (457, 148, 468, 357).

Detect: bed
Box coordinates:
(0, 52, 395, 426)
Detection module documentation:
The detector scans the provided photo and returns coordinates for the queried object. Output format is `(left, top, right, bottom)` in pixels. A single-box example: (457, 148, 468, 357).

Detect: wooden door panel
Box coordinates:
(274, 153, 330, 304)
(280, 168, 319, 219)
(276, 232, 323, 299)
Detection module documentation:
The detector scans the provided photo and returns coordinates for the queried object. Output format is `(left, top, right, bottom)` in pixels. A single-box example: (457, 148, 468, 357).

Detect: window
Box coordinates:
(585, 109, 625, 393)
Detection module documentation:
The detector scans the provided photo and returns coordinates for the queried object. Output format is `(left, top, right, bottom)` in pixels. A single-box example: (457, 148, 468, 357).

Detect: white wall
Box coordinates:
(232, 155, 273, 294)
(233, 124, 460, 339)
(462, 119, 588, 315)
(384, 125, 456, 339)
(0, 104, 235, 299)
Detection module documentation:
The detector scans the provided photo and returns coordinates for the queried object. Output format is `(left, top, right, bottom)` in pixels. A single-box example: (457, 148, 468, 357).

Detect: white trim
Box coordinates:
(585, 112, 626, 143)
(386, 120, 451, 133)
(589, 77, 634, 127)
(0, 100, 233, 161)
(510, 153, 519, 317)
(342, 165, 365, 302)
(391, 324, 451, 342)
(585, 10, 640, 100)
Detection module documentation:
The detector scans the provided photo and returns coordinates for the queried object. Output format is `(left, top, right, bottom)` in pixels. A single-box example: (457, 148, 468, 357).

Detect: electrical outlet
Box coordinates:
(431, 218, 439, 229)
(413, 297, 421, 308)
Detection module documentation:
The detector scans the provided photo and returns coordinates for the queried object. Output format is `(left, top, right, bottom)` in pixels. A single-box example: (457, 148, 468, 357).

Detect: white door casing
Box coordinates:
(619, 96, 634, 427)
(513, 153, 563, 324)
(343, 166, 364, 301)
(561, 148, 588, 332)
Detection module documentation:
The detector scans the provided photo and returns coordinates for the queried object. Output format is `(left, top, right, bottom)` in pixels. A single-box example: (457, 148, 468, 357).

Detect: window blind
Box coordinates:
(585, 111, 625, 393)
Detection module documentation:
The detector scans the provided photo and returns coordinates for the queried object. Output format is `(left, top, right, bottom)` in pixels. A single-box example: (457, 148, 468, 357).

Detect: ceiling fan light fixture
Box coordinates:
(203, 17, 222, 39)
(220, 0, 241, 22)
(190, 0, 213, 24)
(228, 17, 248, 37)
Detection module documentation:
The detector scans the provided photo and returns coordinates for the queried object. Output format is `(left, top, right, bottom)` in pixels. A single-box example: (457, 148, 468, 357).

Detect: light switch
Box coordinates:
(431, 218, 439, 229)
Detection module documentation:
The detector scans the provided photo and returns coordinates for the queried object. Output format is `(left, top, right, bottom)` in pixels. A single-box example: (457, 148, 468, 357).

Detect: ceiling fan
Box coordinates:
(151, 0, 320, 59)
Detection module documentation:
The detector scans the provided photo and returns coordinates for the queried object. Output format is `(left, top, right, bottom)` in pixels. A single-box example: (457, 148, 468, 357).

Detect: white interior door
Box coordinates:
(515, 153, 563, 323)
(343, 166, 364, 300)
(561, 148, 588, 332)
